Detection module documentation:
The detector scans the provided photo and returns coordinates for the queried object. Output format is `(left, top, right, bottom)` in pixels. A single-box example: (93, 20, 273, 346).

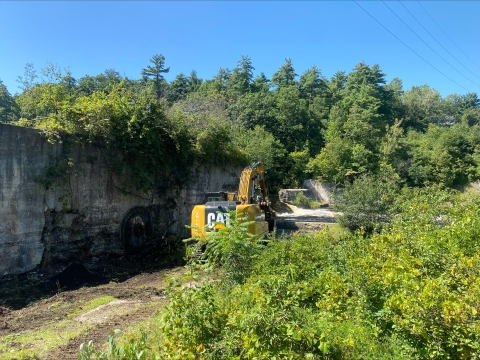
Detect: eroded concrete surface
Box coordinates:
(0, 124, 241, 274)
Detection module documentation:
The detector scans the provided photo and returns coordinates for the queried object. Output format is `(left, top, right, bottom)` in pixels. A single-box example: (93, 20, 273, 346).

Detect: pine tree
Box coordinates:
(142, 54, 170, 98)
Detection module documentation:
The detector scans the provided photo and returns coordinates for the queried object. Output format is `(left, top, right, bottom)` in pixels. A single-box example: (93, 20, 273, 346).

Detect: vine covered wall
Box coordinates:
(0, 124, 241, 274)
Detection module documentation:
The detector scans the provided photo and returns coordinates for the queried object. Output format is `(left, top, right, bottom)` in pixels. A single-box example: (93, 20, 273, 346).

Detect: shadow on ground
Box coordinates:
(0, 236, 186, 310)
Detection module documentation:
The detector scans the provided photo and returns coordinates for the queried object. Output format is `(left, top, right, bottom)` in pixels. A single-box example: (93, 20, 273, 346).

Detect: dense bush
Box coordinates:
(334, 168, 400, 233)
(77, 187, 480, 359)
(293, 191, 322, 209)
(18, 83, 247, 192)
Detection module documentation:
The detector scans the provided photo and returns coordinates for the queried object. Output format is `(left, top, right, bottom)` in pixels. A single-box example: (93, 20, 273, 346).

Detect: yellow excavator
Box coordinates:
(191, 162, 276, 238)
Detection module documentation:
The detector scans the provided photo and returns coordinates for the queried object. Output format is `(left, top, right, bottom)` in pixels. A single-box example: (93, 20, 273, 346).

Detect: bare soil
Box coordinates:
(0, 265, 184, 360)
(0, 238, 186, 360)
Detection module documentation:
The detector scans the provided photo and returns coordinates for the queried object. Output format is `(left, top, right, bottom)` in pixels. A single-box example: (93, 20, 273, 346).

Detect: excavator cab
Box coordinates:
(191, 162, 276, 238)
(204, 191, 236, 203)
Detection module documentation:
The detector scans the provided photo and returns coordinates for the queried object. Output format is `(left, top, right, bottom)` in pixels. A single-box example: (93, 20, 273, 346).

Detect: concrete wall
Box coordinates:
(278, 181, 336, 205)
(302, 180, 336, 204)
(0, 124, 241, 275)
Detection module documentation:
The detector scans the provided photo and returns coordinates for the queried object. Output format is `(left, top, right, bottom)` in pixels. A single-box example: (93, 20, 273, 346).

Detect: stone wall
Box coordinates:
(0, 124, 241, 275)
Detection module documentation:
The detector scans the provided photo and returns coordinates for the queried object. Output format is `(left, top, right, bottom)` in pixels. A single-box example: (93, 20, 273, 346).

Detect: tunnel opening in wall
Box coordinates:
(120, 207, 154, 252)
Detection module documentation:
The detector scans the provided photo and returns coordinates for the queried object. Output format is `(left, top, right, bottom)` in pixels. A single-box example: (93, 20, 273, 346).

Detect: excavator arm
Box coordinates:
(238, 162, 268, 204)
(237, 162, 275, 231)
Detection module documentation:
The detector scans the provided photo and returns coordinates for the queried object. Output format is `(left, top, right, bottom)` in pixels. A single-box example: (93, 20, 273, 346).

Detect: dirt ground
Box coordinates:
(0, 264, 185, 360)
(0, 238, 187, 360)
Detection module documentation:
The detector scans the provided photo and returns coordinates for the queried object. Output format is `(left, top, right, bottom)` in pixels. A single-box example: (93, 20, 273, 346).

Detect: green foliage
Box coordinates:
(194, 122, 245, 165)
(227, 55, 255, 95)
(293, 191, 311, 208)
(78, 331, 149, 360)
(0, 79, 19, 122)
(284, 148, 309, 187)
(159, 283, 226, 359)
(152, 188, 480, 359)
(11, 56, 480, 190)
(271, 58, 298, 87)
(76, 188, 480, 359)
(406, 124, 480, 187)
(76, 69, 123, 97)
(293, 191, 322, 209)
(16, 63, 38, 92)
(232, 125, 286, 169)
(142, 54, 170, 98)
(334, 167, 400, 233)
(188, 211, 263, 286)
(461, 107, 480, 127)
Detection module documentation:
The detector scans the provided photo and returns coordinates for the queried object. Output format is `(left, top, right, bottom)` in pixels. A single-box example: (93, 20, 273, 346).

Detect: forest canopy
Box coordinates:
(1, 55, 479, 191)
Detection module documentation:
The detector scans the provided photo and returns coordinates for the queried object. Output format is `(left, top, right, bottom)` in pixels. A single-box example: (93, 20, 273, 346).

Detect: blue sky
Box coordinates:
(1, 1, 479, 97)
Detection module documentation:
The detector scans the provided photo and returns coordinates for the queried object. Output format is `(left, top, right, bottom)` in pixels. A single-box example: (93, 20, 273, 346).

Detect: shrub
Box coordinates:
(293, 191, 322, 209)
(187, 210, 263, 286)
(334, 170, 400, 233)
(78, 331, 149, 360)
(293, 191, 311, 208)
(81, 188, 480, 359)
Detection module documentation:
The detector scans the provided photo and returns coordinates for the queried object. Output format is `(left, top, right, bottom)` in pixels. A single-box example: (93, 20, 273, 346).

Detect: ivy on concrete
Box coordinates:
(30, 83, 247, 194)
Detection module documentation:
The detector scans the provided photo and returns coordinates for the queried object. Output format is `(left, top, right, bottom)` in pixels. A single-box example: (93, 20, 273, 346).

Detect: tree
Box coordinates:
(405, 124, 480, 187)
(232, 125, 281, 168)
(77, 69, 123, 96)
(271, 59, 297, 87)
(197, 68, 231, 97)
(457, 92, 480, 111)
(228, 90, 276, 131)
(168, 71, 204, 102)
(187, 70, 203, 92)
(311, 63, 396, 183)
(384, 77, 405, 123)
(227, 55, 255, 95)
(168, 73, 190, 102)
(298, 65, 327, 103)
(334, 169, 400, 233)
(442, 92, 479, 124)
(252, 73, 270, 92)
(326, 70, 347, 109)
(0, 79, 19, 122)
(326, 64, 391, 149)
(16, 63, 38, 92)
(461, 108, 480, 127)
(142, 54, 170, 98)
(16, 63, 76, 119)
(403, 85, 443, 130)
(307, 137, 375, 184)
(270, 85, 310, 153)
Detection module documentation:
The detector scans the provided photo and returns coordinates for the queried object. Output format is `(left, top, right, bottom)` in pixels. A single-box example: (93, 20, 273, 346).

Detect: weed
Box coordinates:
(68, 296, 116, 317)
(0, 320, 91, 359)
(78, 331, 149, 360)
